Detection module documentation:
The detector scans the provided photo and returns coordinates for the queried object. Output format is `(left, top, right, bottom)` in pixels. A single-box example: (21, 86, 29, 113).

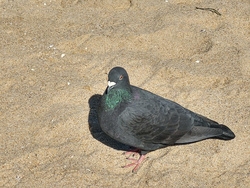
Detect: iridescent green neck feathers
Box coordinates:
(104, 89, 131, 111)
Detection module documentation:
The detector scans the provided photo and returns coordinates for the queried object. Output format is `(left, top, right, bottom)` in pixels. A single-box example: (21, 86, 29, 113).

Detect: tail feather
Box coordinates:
(175, 113, 235, 144)
(194, 113, 235, 140)
(212, 124, 235, 140)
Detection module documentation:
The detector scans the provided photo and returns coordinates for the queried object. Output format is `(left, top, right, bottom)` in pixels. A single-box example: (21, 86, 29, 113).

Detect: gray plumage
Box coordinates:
(97, 67, 235, 172)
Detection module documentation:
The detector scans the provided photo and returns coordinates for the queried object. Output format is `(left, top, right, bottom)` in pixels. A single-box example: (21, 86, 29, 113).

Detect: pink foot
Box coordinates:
(122, 149, 147, 173)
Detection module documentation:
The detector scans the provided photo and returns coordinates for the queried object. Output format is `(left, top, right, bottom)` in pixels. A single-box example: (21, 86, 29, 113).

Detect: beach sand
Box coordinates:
(0, 0, 249, 187)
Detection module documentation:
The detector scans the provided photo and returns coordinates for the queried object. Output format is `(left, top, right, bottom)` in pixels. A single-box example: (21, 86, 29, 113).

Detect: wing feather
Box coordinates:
(118, 98, 194, 145)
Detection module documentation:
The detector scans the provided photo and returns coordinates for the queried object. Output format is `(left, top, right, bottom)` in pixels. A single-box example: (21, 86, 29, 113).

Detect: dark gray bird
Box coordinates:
(97, 67, 235, 172)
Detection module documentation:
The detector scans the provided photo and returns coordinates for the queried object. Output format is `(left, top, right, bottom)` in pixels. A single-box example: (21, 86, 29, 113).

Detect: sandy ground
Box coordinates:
(0, 0, 249, 187)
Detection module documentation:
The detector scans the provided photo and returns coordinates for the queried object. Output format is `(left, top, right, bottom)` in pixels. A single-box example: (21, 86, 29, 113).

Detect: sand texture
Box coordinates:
(0, 0, 249, 187)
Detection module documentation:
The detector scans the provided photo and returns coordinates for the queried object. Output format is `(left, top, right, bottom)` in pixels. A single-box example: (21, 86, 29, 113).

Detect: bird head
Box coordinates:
(106, 67, 130, 93)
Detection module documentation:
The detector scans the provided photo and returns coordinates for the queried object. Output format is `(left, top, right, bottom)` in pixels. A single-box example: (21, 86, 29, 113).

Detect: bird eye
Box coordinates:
(119, 75, 123, 80)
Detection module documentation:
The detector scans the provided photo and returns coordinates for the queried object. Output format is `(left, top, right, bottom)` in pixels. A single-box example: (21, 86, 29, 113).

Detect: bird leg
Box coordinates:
(122, 149, 148, 173)
(123, 148, 141, 158)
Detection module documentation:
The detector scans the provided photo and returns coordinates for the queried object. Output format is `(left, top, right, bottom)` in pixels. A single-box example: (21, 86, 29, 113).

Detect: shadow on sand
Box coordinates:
(88, 94, 131, 151)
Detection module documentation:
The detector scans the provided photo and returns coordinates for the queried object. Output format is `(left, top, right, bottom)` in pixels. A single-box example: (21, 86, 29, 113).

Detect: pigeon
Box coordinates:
(97, 67, 235, 172)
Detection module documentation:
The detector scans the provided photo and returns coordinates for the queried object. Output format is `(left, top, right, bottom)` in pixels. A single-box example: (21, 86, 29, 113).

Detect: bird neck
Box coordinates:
(104, 88, 131, 111)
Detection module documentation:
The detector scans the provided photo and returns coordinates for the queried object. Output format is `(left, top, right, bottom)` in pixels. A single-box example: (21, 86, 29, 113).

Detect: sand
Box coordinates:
(0, 0, 249, 187)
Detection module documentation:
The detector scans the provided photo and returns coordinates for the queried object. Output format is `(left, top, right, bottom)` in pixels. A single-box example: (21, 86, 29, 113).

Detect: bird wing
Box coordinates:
(118, 97, 194, 145)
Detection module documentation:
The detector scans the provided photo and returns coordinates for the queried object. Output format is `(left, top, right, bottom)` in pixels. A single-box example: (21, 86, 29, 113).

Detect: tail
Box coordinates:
(195, 113, 236, 140)
(175, 113, 235, 144)
(210, 124, 235, 140)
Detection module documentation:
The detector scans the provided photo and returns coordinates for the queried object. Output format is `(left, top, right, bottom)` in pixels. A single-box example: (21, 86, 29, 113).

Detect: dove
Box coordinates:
(97, 67, 235, 172)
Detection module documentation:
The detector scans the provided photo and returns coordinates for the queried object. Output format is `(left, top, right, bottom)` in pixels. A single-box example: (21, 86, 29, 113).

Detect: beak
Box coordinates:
(107, 81, 116, 93)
